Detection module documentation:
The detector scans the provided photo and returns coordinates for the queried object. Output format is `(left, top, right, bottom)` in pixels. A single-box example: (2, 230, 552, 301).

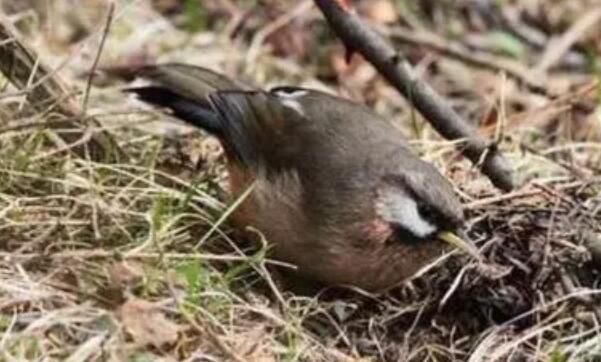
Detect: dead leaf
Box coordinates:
(330, 44, 377, 100)
(108, 261, 144, 290)
(232, 325, 276, 362)
(119, 297, 180, 347)
(358, 0, 398, 24)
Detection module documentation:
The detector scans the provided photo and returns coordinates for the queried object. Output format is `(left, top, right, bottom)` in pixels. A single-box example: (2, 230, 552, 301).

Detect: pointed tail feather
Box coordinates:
(113, 63, 265, 168)
(125, 86, 223, 136)
(104, 62, 252, 101)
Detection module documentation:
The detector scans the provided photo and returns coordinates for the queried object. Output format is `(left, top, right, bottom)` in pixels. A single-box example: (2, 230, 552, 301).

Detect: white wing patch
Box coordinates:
(280, 98, 305, 116)
(375, 190, 436, 238)
(273, 88, 308, 99)
(272, 88, 307, 116)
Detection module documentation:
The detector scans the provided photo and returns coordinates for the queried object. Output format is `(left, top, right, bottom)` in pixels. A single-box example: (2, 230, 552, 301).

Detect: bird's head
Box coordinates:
(376, 169, 462, 235)
(375, 166, 478, 257)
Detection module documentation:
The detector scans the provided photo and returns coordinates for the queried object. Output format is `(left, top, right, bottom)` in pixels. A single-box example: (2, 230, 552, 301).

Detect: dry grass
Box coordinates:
(1, 0, 601, 361)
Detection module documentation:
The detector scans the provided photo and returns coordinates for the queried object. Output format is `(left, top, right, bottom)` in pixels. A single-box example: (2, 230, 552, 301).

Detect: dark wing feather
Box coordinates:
(125, 86, 222, 136)
(109, 63, 253, 137)
(112, 63, 278, 167)
(106, 62, 252, 100)
(207, 90, 305, 169)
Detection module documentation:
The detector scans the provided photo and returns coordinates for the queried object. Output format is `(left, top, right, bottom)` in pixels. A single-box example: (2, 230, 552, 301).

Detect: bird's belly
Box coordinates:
(227, 168, 446, 292)
(235, 218, 446, 292)
(284, 241, 446, 292)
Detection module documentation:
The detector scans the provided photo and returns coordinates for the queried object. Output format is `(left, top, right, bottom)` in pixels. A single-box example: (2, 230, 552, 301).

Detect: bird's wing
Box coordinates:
(112, 63, 256, 140)
(206, 89, 308, 169)
(112, 63, 314, 169)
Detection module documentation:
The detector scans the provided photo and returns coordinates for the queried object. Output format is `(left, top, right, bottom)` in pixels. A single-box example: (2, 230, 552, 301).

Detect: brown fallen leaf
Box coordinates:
(232, 325, 276, 362)
(119, 297, 180, 348)
(108, 261, 144, 290)
(98, 261, 146, 306)
(358, 0, 398, 24)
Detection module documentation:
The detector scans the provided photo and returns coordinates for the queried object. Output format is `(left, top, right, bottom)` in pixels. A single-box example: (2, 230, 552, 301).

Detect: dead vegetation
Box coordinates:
(0, 0, 601, 361)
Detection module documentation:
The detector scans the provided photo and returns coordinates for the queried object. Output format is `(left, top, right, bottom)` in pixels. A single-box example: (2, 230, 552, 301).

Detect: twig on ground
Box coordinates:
(164, 254, 248, 362)
(386, 26, 545, 93)
(535, 7, 601, 74)
(0, 14, 125, 162)
(485, 5, 587, 71)
(0, 250, 293, 268)
(465, 180, 591, 209)
(313, 0, 515, 191)
(81, 2, 115, 114)
(181, 309, 248, 362)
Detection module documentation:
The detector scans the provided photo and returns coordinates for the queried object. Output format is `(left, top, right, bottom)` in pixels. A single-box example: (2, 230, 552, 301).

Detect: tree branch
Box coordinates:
(314, 0, 515, 191)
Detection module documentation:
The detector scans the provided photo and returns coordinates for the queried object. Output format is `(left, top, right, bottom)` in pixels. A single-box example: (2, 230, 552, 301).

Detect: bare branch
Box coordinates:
(314, 0, 515, 191)
(535, 7, 601, 74)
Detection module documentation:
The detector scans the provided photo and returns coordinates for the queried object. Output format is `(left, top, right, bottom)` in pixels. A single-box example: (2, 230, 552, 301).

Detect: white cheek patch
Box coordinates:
(376, 191, 437, 238)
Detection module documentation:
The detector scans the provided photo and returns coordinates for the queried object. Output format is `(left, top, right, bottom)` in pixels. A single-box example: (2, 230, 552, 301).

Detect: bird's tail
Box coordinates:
(104, 63, 253, 137)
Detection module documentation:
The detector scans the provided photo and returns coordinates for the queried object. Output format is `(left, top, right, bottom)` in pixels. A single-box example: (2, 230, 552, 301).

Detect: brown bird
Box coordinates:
(114, 63, 471, 292)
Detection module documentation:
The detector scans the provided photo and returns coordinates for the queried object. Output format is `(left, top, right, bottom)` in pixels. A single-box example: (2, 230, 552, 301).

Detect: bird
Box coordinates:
(111, 63, 473, 292)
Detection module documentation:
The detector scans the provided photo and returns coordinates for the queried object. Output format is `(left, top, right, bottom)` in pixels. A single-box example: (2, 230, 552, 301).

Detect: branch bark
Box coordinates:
(314, 0, 515, 191)
(0, 18, 125, 162)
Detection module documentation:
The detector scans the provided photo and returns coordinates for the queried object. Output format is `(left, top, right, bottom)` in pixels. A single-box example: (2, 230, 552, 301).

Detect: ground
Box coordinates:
(0, 0, 601, 361)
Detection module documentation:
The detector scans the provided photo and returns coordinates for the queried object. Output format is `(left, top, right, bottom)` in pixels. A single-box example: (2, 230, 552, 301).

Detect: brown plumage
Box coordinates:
(114, 63, 465, 292)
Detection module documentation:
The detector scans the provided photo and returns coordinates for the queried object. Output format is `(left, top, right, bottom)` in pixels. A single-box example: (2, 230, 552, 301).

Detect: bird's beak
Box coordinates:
(437, 231, 482, 261)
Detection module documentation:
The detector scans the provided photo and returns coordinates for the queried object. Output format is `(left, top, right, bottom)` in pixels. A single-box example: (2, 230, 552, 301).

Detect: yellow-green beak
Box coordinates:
(437, 231, 482, 261)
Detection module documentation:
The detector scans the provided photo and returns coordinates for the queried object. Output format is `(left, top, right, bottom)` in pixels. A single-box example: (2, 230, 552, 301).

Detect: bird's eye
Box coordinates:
(418, 203, 434, 216)
(420, 203, 455, 232)
(418, 203, 444, 225)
